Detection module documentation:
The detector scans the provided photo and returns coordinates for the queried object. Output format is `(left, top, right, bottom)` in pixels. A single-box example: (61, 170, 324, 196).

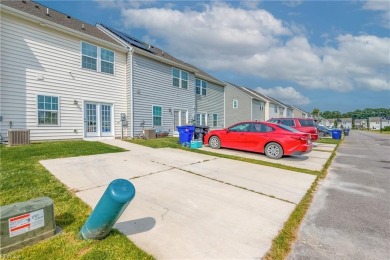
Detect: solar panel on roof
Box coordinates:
(100, 24, 154, 54)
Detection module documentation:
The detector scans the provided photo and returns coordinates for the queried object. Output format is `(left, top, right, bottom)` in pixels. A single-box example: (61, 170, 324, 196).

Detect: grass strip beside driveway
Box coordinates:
(0, 141, 153, 260)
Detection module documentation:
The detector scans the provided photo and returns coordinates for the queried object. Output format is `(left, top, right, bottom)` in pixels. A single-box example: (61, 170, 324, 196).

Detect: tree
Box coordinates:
(311, 108, 321, 121)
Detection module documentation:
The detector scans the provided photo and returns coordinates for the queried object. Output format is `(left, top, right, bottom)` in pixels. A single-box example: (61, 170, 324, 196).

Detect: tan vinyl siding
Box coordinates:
(0, 12, 127, 140)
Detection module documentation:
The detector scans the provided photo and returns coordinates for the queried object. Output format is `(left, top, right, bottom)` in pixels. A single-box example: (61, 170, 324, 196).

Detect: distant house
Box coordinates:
(1, 0, 129, 140)
(224, 83, 266, 126)
(340, 118, 352, 129)
(354, 119, 368, 129)
(99, 25, 225, 137)
(291, 106, 310, 118)
(369, 117, 390, 130)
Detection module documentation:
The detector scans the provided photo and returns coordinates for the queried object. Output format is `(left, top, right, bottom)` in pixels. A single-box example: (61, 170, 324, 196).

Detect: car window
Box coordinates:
(280, 119, 295, 126)
(275, 124, 300, 133)
(252, 123, 271, 133)
(229, 123, 251, 132)
(298, 119, 315, 126)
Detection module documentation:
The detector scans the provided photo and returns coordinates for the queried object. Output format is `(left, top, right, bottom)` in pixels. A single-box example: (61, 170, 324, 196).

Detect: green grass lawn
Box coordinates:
(317, 137, 342, 144)
(0, 141, 153, 259)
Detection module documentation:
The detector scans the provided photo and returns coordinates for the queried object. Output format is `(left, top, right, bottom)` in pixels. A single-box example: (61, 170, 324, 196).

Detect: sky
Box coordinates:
(35, 0, 390, 113)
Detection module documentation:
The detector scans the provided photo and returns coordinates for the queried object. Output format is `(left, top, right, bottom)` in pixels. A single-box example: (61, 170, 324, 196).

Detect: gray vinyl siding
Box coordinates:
(252, 100, 265, 122)
(132, 54, 195, 135)
(0, 12, 127, 140)
(196, 82, 224, 129)
(224, 84, 252, 126)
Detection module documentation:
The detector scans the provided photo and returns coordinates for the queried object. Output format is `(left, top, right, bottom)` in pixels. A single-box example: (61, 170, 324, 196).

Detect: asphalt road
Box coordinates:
(289, 131, 390, 259)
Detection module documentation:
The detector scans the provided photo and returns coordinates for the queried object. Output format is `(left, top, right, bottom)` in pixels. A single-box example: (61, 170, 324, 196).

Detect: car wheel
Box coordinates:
(265, 142, 283, 159)
(209, 136, 221, 149)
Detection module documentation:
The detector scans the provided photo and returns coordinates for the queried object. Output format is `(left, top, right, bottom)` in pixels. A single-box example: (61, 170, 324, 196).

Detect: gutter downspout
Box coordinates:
(129, 48, 134, 138)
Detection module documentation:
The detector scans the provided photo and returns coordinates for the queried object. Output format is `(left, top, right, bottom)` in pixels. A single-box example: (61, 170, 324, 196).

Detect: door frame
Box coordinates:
(84, 101, 114, 138)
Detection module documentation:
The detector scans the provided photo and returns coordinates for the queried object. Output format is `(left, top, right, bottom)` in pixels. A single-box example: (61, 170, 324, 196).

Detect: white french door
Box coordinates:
(173, 109, 188, 136)
(85, 102, 113, 137)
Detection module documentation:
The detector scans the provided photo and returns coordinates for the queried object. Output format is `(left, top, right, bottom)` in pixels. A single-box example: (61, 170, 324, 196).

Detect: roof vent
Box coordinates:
(35, 4, 39, 9)
(67, 15, 71, 19)
(46, 8, 50, 16)
(22, 0, 27, 3)
(81, 23, 85, 30)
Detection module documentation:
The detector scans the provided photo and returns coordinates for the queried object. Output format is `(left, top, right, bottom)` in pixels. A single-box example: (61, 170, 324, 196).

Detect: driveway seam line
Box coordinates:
(179, 168, 296, 205)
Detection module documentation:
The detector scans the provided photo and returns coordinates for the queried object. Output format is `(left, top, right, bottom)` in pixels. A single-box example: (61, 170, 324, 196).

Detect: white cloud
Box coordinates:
(363, 0, 390, 28)
(363, 0, 390, 11)
(256, 86, 311, 106)
(116, 2, 390, 92)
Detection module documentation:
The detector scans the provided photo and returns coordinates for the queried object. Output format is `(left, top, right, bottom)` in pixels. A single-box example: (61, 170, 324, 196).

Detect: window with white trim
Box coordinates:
(195, 113, 207, 125)
(212, 114, 218, 127)
(172, 68, 188, 89)
(153, 106, 162, 126)
(233, 99, 238, 109)
(37, 95, 59, 125)
(274, 105, 278, 113)
(82, 42, 115, 74)
(196, 79, 207, 95)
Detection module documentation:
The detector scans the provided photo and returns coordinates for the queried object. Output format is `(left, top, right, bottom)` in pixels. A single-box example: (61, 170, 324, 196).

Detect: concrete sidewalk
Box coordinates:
(41, 139, 316, 259)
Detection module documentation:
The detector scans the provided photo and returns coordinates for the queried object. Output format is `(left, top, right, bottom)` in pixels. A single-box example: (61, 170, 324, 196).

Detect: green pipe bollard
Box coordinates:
(80, 179, 135, 240)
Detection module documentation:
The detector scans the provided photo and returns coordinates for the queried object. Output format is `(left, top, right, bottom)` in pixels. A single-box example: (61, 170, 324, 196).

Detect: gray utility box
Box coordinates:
(0, 197, 56, 254)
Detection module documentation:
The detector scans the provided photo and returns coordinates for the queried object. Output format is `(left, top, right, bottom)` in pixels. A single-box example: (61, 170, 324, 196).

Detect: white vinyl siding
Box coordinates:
(81, 42, 115, 74)
(0, 12, 127, 140)
(132, 54, 195, 135)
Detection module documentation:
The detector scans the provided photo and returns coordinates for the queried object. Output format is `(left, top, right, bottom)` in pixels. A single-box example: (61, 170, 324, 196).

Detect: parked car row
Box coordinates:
(204, 119, 313, 159)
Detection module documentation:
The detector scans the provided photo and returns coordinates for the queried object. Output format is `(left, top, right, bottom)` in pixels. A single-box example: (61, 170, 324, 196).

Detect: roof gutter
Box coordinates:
(1, 5, 128, 53)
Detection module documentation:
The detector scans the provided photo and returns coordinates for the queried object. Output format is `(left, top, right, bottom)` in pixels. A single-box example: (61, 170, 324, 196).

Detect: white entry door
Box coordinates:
(173, 109, 188, 136)
(85, 102, 113, 137)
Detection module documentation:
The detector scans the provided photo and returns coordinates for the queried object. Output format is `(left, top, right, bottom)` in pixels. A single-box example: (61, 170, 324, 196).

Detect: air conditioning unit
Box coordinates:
(8, 129, 30, 146)
(143, 129, 156, 139)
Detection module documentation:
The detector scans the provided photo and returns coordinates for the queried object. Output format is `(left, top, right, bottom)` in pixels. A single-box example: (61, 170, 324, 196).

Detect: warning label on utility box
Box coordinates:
(9, 209, 45, 237)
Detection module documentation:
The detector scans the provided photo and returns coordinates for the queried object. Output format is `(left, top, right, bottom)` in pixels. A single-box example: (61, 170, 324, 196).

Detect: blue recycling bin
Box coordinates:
(331, 129, 342, 139)
(177, 126, 195, 144)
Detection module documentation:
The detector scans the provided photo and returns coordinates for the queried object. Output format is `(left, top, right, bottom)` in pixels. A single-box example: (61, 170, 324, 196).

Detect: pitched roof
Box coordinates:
(1, 0, 122, 47)
(100, 24, 224, 86)
(225, 82, 262, 100)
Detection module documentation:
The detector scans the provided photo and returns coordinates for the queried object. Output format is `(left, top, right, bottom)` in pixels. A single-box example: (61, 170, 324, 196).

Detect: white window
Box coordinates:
(153, 106, 162, 126)
(212, 114, 218, 127)
(196, 79, 207, 95)
(233, 99, 238, 109)
(195, 113, 207, 125)
(274, 105, 278, 113)
(37, 95, 59, 125)
(82, 42, 115, 74)
(172, 68, 188, 89)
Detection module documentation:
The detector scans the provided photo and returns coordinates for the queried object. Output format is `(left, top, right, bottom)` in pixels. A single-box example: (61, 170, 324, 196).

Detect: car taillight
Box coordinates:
(291, 136, 308, 141)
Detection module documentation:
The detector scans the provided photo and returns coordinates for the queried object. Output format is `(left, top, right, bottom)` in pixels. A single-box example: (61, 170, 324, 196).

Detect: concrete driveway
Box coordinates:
(41, 139, 316, 259)
(200, 142, 336, 171)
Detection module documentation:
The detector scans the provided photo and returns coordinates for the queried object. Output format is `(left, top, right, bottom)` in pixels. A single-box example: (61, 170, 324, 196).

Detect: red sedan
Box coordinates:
(204, 121, 312, 159)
